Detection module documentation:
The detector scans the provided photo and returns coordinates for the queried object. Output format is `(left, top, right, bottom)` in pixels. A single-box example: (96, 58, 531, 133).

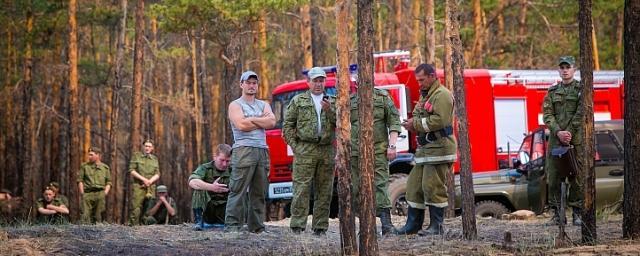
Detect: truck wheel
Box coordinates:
(388, 173, 408, 216)
(475, 200, 510, 218)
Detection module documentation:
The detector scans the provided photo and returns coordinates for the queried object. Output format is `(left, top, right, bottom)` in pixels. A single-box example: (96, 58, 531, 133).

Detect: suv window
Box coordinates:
(595, 131, 623, 163)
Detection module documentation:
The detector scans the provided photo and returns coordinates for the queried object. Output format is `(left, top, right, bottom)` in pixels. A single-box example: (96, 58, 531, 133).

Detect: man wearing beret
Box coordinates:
(543, 56, 585, 226)
(142, 185, 177, 225)
(78, 147, 111, 224)
(128, 139, 161, 225)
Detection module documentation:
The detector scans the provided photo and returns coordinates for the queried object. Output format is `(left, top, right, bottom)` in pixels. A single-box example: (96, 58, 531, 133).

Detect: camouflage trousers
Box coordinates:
(81, 191, 106, 224)
(225, 146, 269, 232)
(405, 162, 452, 209)
(290, 147, 335, 231)
(350, 154, 391, 210)
(129, 183, 155, 225)
(547, 145, 584, 209)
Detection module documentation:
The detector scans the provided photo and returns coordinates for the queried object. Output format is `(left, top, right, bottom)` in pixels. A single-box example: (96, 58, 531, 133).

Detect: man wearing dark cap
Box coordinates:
(543, 56, 584, 226)
(226, 70, 275, 233)
(128, 139, 161, 225)
(283, 67, 336, 235)
(78, 147, 111, 224)
(48, 181, 69, 207)
(396, 64, 456, 236)
(143, 185, 177, 225)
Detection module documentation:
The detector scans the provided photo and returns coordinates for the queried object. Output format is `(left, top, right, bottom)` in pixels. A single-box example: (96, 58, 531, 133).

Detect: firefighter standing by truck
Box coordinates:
(283, 67, 336, 235)
(542, 56, 584, 226)
(396, 64, 457, 236)
(350, 84, 401, 235)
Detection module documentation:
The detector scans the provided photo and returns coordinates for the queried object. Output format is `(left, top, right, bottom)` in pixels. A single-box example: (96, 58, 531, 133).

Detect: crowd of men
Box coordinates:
(1, 56, 584, 235)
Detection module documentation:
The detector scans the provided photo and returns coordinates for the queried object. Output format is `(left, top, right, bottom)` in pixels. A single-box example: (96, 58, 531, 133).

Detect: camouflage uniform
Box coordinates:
(406, 79, 456, 209)
(542, 79, 585, 210)
(35, 197, 69, 224)
(128, 152, 160, 225)
(350, 88, 401, 210)
(142, 196, 178, 225)
(78, 161, 111, 224)
(189, 162, 231, 224)
(283, 91, 336, 232)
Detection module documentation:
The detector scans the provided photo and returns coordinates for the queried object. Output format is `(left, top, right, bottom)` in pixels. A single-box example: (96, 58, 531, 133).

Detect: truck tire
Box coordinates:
(388, 173, 408, 216)
(475, 200, 510, 219)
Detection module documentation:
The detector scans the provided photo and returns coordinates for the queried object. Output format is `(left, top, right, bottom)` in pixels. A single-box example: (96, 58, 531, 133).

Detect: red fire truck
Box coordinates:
(264, 51, 624, 218)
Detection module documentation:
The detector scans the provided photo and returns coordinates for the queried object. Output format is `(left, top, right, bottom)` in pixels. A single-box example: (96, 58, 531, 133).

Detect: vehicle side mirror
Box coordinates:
(518, 151, 530, 165)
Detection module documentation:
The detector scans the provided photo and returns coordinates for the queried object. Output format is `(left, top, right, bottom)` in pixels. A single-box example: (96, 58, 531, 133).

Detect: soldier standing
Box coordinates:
(395, 64, 456, 236)
(350, 85, 401, 235)
(128, 140, 160, 225)
(283, 67, 336, 235)
(78, 147, 112, 224)
(543, 56, 584, 226)
(189, 144, 231, 230)
(226, 71, 275, 233)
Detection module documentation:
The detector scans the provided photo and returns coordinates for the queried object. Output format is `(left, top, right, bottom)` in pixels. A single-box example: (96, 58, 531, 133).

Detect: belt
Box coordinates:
(417, 126, 453, 146)
(300, 136, 326, 144)
(85, 188, 104, 193)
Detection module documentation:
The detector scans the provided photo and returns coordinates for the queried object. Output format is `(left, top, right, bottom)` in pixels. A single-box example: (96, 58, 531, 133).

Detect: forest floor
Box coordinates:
(1, 214, 638, 255)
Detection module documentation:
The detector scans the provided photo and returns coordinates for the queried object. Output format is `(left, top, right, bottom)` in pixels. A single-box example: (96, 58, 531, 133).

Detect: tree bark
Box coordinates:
(470, 0, 485, 68)
(357, 0, 378, 254)
(68, 0, 82, 222)
(615, 11, 623, 67)
(222, 37, 242, 144)
(189, 30, 202, 164)
(496, 0, 505, 39)
(591, 22, 600, 71)
(131, 0, 145, 153)
(443, 0, 455, 219)
(300, 4, 313, 68)
(623, 0, 640, 240)
(393, 0, 402, 49)
(447, 0, 477, 240)
(424, 0, 435, 65)
(310, 1, 325, 66)
(200, 31, 213, 159)
(517, 0, 527, 43)
(336, 0, 357, 255)
(410, 0, 421, 65)
(579, 0, 597, 244)
(376, 2, 383, 52)
(256, 12, 270, 99)
(21, 4, 36, 215)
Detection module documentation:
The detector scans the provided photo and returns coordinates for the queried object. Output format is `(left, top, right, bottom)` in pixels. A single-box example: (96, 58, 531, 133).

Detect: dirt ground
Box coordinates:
(1, 214, 639, 256)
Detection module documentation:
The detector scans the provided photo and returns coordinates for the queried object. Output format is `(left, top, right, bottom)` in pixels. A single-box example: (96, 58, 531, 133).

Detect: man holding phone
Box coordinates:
(283, 67, 336, 235)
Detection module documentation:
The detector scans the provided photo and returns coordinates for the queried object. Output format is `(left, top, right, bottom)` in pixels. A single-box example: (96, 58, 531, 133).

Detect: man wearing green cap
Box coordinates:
(142, 185, 177, 225)
(128, 139, 160, 225)
(78, 147, 111, 224)
(283, 67, 336, 235)
(543, 55, 584, 226)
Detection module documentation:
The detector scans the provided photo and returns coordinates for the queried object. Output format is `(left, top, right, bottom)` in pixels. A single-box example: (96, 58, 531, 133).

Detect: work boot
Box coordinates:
(378, 208, 394, 236)
(418, 206, 444, 236)
(192, 209, 204, 230)
(393, 206, 425, 235)
(572, 207, 583, 226)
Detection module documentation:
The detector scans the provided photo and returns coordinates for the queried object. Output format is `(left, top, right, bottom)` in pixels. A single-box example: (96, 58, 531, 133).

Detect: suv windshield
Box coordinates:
(271, 87, 337, 129)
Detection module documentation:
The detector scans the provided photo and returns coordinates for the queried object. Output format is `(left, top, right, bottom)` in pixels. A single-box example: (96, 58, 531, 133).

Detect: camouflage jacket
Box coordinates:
(350, 88, 402, 156)
(189, 161, 231, 209)
(283, 90, 336, 152)
(542, 79, 584, 147)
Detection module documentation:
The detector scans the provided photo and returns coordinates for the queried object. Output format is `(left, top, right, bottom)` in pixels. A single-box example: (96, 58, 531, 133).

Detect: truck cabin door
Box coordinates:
(376, 84, 410, 153)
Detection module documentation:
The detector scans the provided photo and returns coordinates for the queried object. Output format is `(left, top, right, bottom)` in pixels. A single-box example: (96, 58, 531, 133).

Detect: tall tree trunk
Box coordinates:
(591, 22, 600, 71)
(447, 0, 477, 240)
(424, 0, 435, 65)
(221, 37, 242, 144)
(310, 1, 325, 66)
(82, 87, 91, 161)
(615, 11, 623, 67)
(300, 4, 313, 68)
(200, 31, 213, 159)
(623, 0, 640, 240)
(518, 0, 527, 43)
(131, 0, 145, 153)
(150, 15, 165, 165)
(579, 0, 597, 244)
(393, 0, 402, 49)
(470, 0, 484, 68)
(256, 12, 270, 99)
(189, 30, 202, 164)
(496, 0, 505, 39)
(336, 0, 357, 255)
(21, 4, 36, 216)
(376, 2, 383, 52)
(443, 0, 455, 219)
(410, 0, 421, 65)
(68, 0, 82, 222)
(357, 0, 378, 254)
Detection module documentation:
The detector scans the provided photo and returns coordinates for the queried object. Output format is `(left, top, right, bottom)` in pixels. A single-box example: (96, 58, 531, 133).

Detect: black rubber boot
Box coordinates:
(378, 208, 394, 236)
(418, 206, 444, 236)
(393, 206, 424, 235)
(572, 207, 583, 226)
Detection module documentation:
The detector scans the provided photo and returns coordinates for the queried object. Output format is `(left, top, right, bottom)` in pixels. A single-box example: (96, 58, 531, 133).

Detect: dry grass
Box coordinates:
(1, 214, 638, 255)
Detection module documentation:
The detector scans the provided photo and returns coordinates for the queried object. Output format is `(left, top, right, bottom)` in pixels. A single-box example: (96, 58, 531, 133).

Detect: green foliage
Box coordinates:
(79, 58, 110, 88)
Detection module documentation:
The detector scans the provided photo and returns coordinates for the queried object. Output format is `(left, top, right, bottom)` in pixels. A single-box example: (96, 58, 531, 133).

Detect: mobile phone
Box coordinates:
(323, 95, 329, 101)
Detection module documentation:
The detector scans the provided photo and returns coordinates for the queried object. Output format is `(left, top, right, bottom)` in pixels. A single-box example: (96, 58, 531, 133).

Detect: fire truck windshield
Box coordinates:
(270, 87, 337, 129)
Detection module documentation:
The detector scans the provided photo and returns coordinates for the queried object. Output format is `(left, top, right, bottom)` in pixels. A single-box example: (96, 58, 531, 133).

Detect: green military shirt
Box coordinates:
(55, 194, 69, 207)
(411, 80, 457, 164)
(128, 152, 160, 179)
(144, 196, 177, 224)
(350, 88, 402, 156)
(542, 79, 584, 147)
(189, 162, 231, 209)
(35, 197, 68, 224)
(77, 162, 112, 190)
(283, 90, 336, 153)
(36, 197, 65, 210)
